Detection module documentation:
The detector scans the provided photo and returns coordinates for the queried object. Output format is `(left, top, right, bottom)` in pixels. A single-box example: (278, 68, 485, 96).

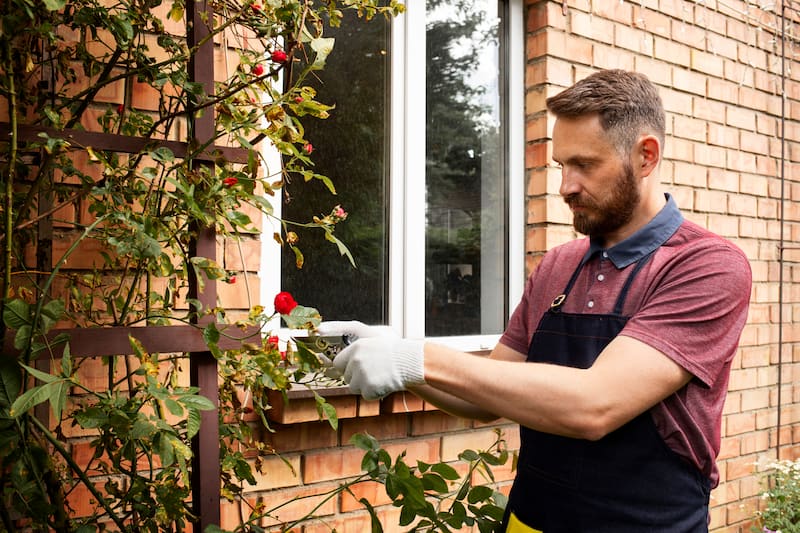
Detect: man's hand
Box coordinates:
(316, 321, 426, 400)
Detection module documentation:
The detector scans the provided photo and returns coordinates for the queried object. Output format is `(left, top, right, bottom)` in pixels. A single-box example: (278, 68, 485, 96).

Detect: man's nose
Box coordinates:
(559, 168, 581, 197)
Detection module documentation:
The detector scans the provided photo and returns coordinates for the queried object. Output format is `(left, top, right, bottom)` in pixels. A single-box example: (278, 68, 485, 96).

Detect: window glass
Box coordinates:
(424, 1, 506, 336)
(280, 2, 510, 339)
(280, 11, 390, 324)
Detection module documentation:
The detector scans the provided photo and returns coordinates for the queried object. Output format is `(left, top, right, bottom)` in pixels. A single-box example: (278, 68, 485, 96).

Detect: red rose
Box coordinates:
(274, 291, 298, 314)
(294, 96, 303, 103)
(270, 50, 288, 63)
(223, 176, 238, 187)
(303, 143, 313, 154)
(251, 64, 264, 76)
(268, 335, 279, 347)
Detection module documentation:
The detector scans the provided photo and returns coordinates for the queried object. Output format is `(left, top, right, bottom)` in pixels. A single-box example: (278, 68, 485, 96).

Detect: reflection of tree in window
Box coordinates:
(425, 0, 505, 337)
(281, 11, 390, 324)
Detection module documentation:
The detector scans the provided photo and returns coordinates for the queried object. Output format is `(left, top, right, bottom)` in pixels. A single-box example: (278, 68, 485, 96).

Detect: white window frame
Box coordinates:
(262, 0, 525, 352)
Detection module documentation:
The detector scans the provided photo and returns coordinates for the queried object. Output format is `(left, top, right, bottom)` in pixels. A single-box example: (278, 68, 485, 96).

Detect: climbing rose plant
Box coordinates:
(0, 0, 404, 531)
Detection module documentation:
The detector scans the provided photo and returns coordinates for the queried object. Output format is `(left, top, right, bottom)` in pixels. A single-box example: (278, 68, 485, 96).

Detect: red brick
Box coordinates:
(267, 393, 357, 425)
(340, 413, 408, 444)
(340, 479, 392, 512)
(302, 447, 365, 483)
(381, 391, 424, 413)
(260, 483, 339, 527)
(411, 411, 472, 436)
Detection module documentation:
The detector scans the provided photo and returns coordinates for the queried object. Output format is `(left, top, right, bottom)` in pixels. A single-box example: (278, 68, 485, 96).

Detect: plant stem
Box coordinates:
(29, 414, 128, 531)
(2, 39, 16, 313)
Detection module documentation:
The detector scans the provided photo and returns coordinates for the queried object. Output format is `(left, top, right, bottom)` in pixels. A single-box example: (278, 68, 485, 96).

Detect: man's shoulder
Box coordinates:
(670, 219, 748, 258)
(663, 219, 752, 281)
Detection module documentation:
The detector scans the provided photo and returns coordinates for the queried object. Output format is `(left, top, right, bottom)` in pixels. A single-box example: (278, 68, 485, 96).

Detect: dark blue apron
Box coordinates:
(503, 253, 711, 532)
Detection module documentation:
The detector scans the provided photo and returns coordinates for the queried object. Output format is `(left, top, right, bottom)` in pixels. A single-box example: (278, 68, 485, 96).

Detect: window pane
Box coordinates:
(281, 12, 390, 324)
(425, 1, 506, 336)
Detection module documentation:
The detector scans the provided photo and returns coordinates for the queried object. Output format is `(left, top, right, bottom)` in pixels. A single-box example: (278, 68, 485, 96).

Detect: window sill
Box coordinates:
(266, 386, 439, 425)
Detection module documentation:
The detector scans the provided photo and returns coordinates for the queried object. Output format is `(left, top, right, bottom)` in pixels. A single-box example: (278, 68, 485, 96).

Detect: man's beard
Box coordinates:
(564, 163, 639, 237)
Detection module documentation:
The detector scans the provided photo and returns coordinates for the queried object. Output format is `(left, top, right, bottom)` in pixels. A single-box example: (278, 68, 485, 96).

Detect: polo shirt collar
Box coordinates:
(586, 193, 683, 269)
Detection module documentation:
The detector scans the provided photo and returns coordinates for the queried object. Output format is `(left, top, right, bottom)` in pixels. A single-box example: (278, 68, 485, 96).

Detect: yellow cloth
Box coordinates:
(505, 511, 543, 533)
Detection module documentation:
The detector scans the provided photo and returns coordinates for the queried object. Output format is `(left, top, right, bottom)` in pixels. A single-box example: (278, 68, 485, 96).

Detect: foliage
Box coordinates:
(0, 0, 509, 531)
(754, 459, 800, 533)
(205, 430, 509, 533)
(353, 430, 509, 533)
(0, 0, 408, 531)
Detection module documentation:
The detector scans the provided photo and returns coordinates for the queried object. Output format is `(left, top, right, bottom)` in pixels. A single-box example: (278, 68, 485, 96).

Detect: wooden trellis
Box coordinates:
(1, 1, 254, 528)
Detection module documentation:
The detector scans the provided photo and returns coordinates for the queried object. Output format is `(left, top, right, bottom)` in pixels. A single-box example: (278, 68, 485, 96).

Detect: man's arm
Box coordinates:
(420, 334, 692, 440)
(409, 342, 527, 422)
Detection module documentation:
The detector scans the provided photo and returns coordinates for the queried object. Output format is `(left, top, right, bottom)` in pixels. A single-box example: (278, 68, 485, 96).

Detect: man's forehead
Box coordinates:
(551, 115, 613, 158)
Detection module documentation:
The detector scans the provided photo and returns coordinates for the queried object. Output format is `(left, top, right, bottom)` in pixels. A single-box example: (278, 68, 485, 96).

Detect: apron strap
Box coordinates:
(612, 251, 655, 315)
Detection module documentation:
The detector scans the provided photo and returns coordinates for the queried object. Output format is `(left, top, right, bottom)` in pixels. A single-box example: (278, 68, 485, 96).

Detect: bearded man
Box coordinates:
(320, 70, 752, 533)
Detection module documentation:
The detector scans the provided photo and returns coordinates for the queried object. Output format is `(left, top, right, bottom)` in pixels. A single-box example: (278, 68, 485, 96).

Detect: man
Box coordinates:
(318, 69, 751, 532)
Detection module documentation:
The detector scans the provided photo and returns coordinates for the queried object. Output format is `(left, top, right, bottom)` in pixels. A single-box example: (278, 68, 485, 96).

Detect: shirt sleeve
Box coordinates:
(500, 272, 536, 355)
(621, 240, 752, 387)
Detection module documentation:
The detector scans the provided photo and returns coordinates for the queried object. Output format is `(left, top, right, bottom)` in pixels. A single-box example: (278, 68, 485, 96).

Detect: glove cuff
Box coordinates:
(394, 339, 426, 387)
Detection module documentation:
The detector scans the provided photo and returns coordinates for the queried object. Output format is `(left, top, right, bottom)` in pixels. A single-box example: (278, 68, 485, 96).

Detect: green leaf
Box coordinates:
(310, 37, 335, 68)
(110, 14, 134, 45)
(459, 449, 480, 462)
(281, 304, 321, 329)
(248, 194, 274, 216)
(51, 380, 68, 422)
(13, 325, 31, 351)
(186, 408, 201, 439)
(61, 343, 72, 376)
(157, 433, 175, 466)
(467, 485, 494, 504)
(9, 379, 65, 417)
(421, 472, 448, 494)
(150, 146, 175, 163)
(431, 462, 460, 480)
(74, 406, 108, 429)
(225, 209, 252, 228)
(43, 0, 66, 10)
(358, 497, 384, 533)
(164, 398, 184, 417)
(130, 418, 157, 440)
(167, 2, 185, 22)
(315, 394, 338, 430)
(0, 358, 21, 409)
(399, 504, 417, 527)
(3, 299, 30, 329)
(20, 364, 59, 384)
(203, 322, 220, 345)
(324, 231, 356, 267)
(39, 299, 65, 333)
(179, 394, 215, 411)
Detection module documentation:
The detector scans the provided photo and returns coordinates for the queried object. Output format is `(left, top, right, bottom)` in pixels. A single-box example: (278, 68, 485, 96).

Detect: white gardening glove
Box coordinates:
(316, 320, 399, 342)
(316, 321, 425, 400)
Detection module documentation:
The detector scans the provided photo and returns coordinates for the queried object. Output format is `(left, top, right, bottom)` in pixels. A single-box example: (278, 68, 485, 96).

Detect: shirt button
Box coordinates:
(597, 274, 605, 281)
(602, 251, 609, 258)
(587, 300, 595, 308)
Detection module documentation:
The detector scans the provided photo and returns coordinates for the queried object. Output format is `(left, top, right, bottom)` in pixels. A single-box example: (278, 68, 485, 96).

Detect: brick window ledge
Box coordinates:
(267, 385, 440, 425)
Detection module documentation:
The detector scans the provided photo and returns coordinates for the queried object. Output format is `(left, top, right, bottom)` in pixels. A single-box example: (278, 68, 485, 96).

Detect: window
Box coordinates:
(266, 1, 524, 350)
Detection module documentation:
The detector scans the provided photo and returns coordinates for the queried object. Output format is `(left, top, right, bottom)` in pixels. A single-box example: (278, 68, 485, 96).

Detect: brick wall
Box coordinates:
(234, 391, 518, 532)
(525, 1, 800, 531)
(14, 1, 799, 531)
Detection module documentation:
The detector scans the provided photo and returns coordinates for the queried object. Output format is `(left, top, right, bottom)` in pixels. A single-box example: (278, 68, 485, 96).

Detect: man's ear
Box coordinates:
(637, 135, 661, 177)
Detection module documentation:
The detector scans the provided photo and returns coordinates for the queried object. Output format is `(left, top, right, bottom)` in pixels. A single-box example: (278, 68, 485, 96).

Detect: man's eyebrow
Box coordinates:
(554, 155, 599, 165)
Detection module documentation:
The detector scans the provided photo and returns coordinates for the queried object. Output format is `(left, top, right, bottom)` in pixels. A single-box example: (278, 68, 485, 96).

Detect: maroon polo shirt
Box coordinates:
(500, 195, 752, 487)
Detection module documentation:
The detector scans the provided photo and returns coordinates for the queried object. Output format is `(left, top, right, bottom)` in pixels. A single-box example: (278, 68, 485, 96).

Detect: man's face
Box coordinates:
(551, 114, 640, 241)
